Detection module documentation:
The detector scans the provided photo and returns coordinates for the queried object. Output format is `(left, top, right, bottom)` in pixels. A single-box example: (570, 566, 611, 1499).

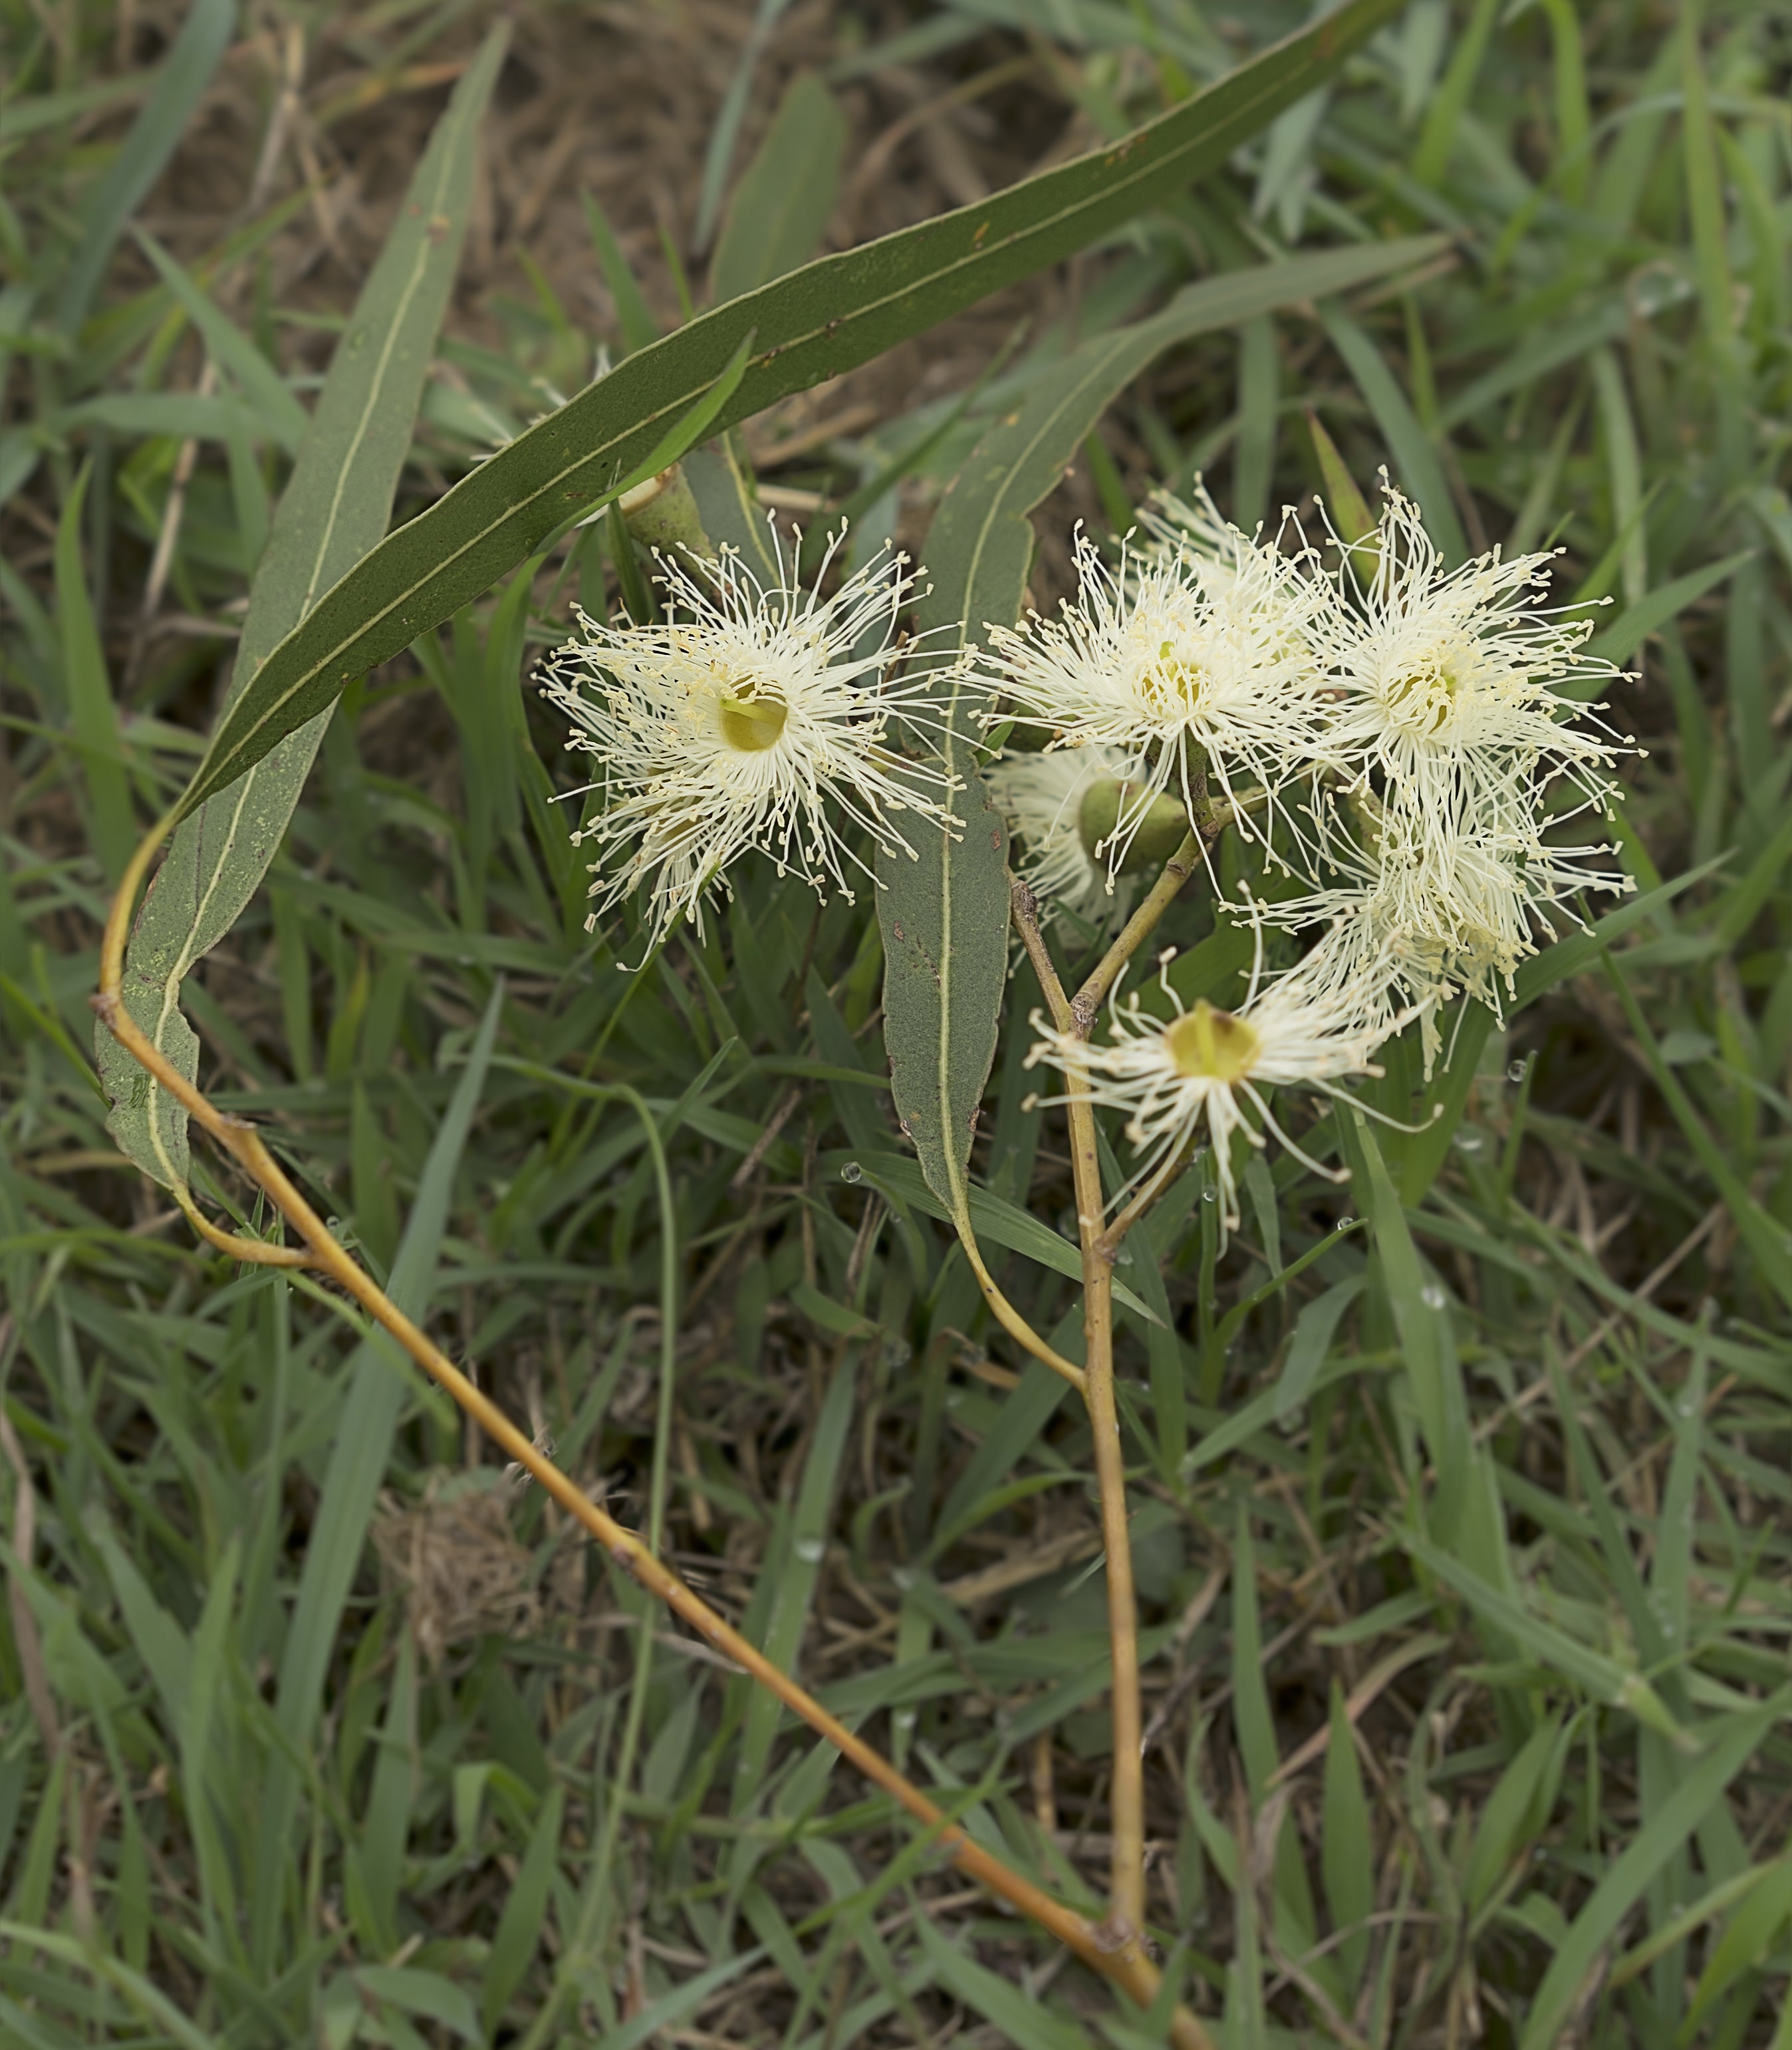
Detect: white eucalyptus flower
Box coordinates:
(1025, 918, 1402, 1227)
(541, 529, 956, 956)
(1268, 781, 1630, 1070)
(977, 489, 1328, 884)
(1317, 485, 1630, 829)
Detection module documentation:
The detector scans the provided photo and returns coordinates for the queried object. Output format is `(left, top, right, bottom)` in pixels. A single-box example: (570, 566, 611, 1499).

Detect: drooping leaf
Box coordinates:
(98, 27, 507, 1188)
(878, 236, 1442, 1223)
(170, 0, 1405, 817)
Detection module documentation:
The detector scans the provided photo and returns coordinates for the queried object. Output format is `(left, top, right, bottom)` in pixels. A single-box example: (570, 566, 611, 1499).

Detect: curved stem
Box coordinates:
(172, 1183, 313, 1266)
(94, 835, 1215, 2050)
(955, 1221, 1086, 1394)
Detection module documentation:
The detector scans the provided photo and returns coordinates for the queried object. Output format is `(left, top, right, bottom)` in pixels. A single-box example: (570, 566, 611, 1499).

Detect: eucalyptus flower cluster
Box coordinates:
(985, 481, 1633, 1221)
(541, 481, 1630, 1229)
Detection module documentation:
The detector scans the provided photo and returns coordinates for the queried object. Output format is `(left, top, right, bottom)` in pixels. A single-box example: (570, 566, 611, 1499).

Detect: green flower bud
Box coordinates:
(1077, 779, 1189, 874)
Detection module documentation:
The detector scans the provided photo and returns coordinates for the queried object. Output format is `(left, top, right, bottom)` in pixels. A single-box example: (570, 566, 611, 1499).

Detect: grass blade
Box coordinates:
(709, 72, 848, 303)
(250, 983, 503, 1966)
(53, 0, 237, 335)
(55, 463, 136, 886)
(1518, 1698, 1785, 2050)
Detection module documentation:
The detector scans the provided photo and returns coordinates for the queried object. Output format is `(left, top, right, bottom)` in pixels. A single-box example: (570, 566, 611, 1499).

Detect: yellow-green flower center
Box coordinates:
(717, 684, 789, 752)
(1382, 655, 1460, 735)
(1163, 999, 1259, 1082)
(1144, 638, 1204, 711)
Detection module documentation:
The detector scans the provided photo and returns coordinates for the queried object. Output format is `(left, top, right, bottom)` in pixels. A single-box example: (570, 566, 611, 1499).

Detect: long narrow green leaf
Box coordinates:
(56, 465, 136, 886)
(1320, 301, 1467, 563)
(1601, 952, 1792, 1318)
(98, 28, 507, 1190)
(132, 229, 311, 455)
(1580, 549, 1753, 671)
(1509, 858, 1725, 1010)
(709, 72, 847, 303)
(172, 0, 1405, 817)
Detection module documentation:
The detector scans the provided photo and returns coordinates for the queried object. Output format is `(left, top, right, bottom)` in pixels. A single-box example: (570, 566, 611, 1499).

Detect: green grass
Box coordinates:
(4, 2, 1792, 2046)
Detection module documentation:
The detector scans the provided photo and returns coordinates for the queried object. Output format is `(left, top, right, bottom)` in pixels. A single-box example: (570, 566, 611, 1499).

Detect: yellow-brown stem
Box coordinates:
(1073, 829, 1204, 1025)
(1062, 1068, 1145, 1931)
(1009, 874, 1075, 1033)
(956, 1223, 1085, 1394)
(1011, 864, 1148, 1927)
(96, 838, 1215, 2050)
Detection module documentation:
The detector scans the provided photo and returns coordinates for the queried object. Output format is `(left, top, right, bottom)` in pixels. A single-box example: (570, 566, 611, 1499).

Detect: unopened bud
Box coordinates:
(1077, 779, 1189, 873)
(620, 463, 712, 560)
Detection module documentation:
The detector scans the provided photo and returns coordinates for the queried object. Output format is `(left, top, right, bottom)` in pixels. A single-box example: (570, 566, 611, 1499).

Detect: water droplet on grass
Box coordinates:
(840, 1160, 863, 1184)
(793, 1536, 825, 1565)
(1421, 1283, 1447, 1311)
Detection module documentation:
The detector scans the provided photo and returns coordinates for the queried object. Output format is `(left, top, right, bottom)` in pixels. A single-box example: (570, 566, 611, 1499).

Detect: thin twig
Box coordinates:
(1097, 1130, 1201, 1261)
(1013, 873, 1145, 1926)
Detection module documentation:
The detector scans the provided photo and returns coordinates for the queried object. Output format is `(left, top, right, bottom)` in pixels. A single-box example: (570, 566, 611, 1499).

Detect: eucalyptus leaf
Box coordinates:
(98, 28, 507, 1188)
(170, 0, 1403, 818)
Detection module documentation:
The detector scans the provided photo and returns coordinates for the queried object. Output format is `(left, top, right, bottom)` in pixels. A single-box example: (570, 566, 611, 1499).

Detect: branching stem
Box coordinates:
(96, 829, 1214, 2050)
(1011, 816, 1208, 1937)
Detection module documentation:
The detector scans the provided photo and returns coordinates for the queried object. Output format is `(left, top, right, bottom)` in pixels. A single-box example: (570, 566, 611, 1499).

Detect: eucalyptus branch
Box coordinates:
(1073, 825, 1206, 1027)
(96, 829, 1214, 2050)
(1009, 872, 1075, 1033)
(1011, 867, 1146, 1932)
(1062, 1072, 1147, 1932)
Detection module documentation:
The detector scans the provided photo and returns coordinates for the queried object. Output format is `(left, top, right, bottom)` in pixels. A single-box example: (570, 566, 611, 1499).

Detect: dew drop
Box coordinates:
(894, 1708, 918, 1730)
(1335, 1215, 1356, 1231)
(1452, 1129, 1484, 1154)
(1200, 1188, 1217, 1204)
(793, 1536, 826, 1565)
(1421, 1282, 1448, 1311)
(840, 1160, 864, 1184)
(1507, 1059, 1529, 1084)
